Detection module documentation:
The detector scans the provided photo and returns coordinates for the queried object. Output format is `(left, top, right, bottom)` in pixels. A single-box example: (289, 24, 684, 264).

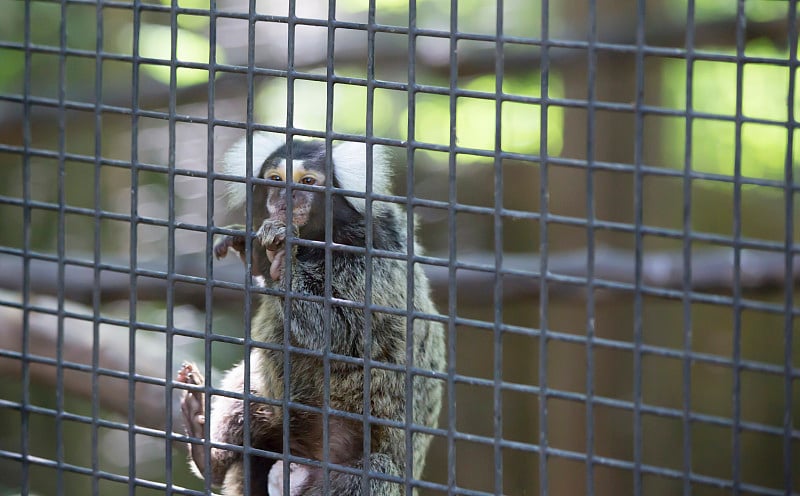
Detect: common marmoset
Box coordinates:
(177, 132, 445, 495)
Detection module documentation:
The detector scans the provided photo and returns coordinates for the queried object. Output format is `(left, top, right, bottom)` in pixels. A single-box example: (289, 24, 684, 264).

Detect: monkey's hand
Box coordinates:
(177, 362, 211, 478)
(213, 224, 247, 261)
(256, 219, 298, 282)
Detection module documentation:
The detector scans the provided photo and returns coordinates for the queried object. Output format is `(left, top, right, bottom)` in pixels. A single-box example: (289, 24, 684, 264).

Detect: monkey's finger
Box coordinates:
(181, 394, 208, 459)
(179, 366, 207, 436)
(181, 391, 204, 419)
(269, 250, 286, 281)
(258, 222, 287, 251)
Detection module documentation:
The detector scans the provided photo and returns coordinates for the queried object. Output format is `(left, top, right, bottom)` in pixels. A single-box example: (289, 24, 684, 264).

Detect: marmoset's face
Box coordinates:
(260, 159, 325, 229)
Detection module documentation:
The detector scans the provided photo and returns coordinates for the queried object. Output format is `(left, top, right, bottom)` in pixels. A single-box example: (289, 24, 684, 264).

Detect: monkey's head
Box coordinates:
(257, 140, 327, 236)
(221, 132, 392, 242)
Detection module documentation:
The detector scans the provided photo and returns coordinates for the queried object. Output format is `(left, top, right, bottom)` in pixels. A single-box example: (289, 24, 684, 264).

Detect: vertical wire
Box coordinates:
(442, 0, 458, 492)
(323, 0, 336, 492)
(55, 1, 68, 493)
(632, 1, 647, 494)
(20, 0, 32, 491)
(129, 1, 143, 493)
(731, 2, 745, 493)
(164, 1, 179, 492)
(584, 0, 598, 493)
(203, 0, 218, 491)
(91, 0, 104, 493)
(538, 0, 551, 493)
(782, 3, 797, 493)
(363, 0, 378, 492)
(241, 0, 259, 492)
(283, 1, 298, 492)
(444, 1, 458, 495)
(681, 1, 696, 494)
(405, 1, 424, 494)
(492, 0, 505, 494)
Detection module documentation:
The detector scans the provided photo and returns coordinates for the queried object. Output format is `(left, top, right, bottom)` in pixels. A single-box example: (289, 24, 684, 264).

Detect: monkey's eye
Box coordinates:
(267, 174, 283, 182)
(300, 176, 317, 185)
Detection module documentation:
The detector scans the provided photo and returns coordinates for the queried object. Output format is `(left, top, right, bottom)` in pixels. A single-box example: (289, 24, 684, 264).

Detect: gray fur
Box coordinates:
(183, 136, 445, 495)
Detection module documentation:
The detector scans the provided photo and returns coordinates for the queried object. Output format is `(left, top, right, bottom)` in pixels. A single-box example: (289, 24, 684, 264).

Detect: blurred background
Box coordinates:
(0, 0, 798, 494)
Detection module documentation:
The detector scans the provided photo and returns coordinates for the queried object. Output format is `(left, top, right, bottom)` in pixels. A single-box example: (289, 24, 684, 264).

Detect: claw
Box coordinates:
(177, 361, 203, 385)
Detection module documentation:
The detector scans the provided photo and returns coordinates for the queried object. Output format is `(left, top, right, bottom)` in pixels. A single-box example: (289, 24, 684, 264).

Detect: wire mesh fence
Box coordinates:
(0, 0, 798, 495)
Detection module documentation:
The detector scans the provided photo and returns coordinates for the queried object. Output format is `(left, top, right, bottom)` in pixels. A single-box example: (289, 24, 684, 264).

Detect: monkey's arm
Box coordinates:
(213, 224, 246, 261)
(214, 224, 275, 279)
(215, 220, 296, 282)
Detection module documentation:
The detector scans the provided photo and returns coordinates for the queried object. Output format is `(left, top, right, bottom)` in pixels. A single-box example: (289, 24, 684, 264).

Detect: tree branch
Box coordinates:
(0, 289, 182, 431)
(0, 247, 796, 309)
(0, 245, 795, 430)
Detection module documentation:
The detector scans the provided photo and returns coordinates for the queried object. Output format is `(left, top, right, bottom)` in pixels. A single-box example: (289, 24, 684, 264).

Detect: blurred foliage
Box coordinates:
(661, 37, 798, 181)
(2, 0, 791, 179)
(697, 0, 789, 23)
(256, 70, 563, 158)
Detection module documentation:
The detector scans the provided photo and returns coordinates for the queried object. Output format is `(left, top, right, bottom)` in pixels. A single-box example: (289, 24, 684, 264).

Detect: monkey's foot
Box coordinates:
(267, 461, 310, 496)
(177, 362, 208, 475)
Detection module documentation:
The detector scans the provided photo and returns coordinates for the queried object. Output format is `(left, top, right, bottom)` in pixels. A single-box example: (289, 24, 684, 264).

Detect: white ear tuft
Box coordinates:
(221, 131, 286, 208)
(331, 141, 392, 212)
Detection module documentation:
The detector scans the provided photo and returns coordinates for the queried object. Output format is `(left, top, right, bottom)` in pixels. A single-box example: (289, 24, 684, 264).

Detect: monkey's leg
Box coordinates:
(266, 461, 312, 496)
(177, 362, 240, 487)
(264, 420, 401, 496)
(295, 454, 402, 496)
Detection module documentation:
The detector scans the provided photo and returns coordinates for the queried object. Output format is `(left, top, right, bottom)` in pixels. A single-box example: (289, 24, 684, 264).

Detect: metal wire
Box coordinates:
(584, 1, 598, 493)
(538, 1, 551, 493)
(783, 5, 798, 494)
(680, 3, 696, 495)
(632, 1, 646, 494)
(128, 2, 142, 494)
(0, 1, 798, 496)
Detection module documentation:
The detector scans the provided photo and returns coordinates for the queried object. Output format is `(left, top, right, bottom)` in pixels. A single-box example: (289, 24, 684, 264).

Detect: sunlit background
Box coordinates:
(0, 0, 798, 495)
